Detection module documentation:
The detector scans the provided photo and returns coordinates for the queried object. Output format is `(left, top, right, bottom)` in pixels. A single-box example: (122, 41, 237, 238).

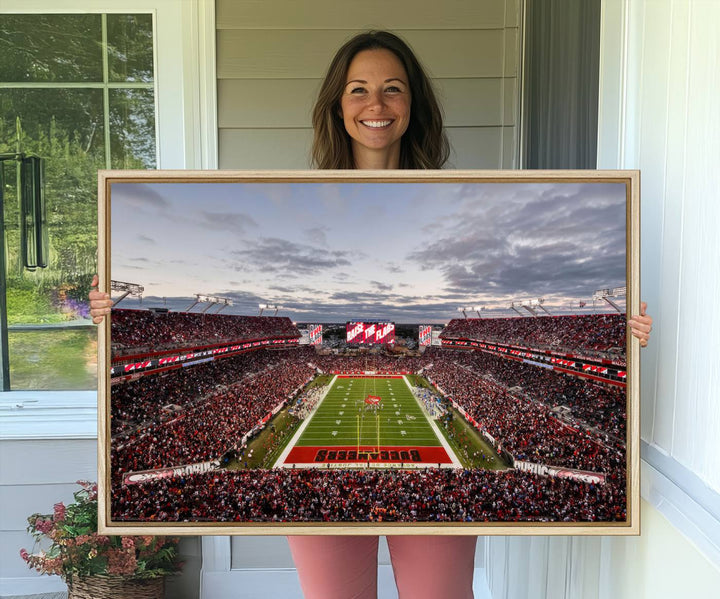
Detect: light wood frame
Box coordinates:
(98, 169, 640, 535)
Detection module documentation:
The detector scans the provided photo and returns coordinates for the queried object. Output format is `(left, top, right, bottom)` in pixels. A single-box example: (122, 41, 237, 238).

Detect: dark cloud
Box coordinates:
(230, 237, 352, 275)
(113, 183, 169, 210)
(197, 211, 258, 235)
(407, 184, 625, 298)
(371, 280, 394, 292)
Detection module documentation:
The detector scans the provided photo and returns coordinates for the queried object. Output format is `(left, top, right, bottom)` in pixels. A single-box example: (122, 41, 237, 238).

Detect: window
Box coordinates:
(1, 13, 156, 390)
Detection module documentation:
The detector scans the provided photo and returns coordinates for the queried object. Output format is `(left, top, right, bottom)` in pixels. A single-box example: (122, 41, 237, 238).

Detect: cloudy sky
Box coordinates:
(110, 180, 627, 323)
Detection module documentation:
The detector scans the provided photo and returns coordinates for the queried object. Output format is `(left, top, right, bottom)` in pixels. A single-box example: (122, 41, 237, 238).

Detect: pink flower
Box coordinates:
(53, 502, 66, 521)
(19, 548, 29, 562)
(34, 518, 54, 534)
(121, 537, 135, 549)
(107, 548, 137, 576)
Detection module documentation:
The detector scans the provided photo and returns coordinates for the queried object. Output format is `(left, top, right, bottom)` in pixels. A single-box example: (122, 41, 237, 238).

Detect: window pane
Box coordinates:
(0, 89, 107, 160)
(107, 14, 155, 83)
(110, 89, 157, 168)
(1, 13, 156, 391)
(2, 89, 104, 390)
(8, 329, 97, 390)
(0, 14, 103, 82)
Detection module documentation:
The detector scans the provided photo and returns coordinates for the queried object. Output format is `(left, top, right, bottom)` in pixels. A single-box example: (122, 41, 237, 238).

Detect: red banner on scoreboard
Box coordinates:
(309, 324, 322, 345)
(346, 322, 395, 344)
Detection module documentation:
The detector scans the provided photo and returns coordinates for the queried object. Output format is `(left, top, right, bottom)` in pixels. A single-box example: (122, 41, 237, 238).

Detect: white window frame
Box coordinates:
(0, 0, 217, 440)
(597, 0, 720, 568)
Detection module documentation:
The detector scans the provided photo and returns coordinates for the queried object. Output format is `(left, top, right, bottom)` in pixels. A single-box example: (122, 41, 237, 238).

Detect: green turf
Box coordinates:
(229, 410, 302, 469)
(437, 410, 507, 470)
(295, 376, 443, 449)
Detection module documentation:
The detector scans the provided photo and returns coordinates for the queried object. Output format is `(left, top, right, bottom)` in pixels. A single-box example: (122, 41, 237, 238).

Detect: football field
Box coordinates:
(275, 375, 461, 469)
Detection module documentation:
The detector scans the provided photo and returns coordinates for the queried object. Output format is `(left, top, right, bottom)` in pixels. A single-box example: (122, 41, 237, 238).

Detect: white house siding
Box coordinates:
(216, 0, 521, 169)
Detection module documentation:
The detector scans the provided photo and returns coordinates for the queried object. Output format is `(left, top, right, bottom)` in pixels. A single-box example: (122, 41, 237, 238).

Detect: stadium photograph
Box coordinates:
(101, 172, 637, 532)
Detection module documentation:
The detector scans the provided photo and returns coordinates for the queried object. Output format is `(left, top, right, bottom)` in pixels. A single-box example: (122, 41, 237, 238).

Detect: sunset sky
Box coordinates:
(110, 179, 627, 323)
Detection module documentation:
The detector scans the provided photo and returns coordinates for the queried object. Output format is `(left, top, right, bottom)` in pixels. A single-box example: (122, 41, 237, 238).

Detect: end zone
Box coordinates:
(279, 445, 456, 469)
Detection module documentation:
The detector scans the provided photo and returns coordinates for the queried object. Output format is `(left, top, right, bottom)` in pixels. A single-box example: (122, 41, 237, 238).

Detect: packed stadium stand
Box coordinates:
(111, 308, 300, 356)
(109, 309, 628, 524)
(440, 314, 626, 356)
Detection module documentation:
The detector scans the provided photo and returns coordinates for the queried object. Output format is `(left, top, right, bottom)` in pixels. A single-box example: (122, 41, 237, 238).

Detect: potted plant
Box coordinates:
(20, 480, 182, 599)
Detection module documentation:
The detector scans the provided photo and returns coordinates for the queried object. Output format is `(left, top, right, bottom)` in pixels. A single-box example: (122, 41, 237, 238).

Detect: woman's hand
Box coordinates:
(628, 301, 652, 348)
(89, 274, 113, 324)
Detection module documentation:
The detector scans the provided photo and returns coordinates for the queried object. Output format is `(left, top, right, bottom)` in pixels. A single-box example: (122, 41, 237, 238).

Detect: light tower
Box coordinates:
(186, 294, 234, 313)
(593, 286, 626, 313)
(471, 306, 485, 318)
(110, 280, 144, 305)
(258, 303, 282, 316)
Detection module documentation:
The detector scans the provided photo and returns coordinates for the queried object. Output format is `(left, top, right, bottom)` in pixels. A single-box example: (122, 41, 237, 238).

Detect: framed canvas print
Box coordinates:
(97, 170, 640, 535)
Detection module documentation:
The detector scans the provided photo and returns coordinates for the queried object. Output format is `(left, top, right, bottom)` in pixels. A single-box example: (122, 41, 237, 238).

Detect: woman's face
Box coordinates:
(340, 49, 411, 166)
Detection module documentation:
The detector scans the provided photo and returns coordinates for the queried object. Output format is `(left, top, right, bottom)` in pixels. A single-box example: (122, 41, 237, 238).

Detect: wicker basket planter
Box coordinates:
(67, 575, 164, 599)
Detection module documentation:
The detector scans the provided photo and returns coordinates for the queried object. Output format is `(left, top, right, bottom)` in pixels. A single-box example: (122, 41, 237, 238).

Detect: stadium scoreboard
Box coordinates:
(346, 321, 395, 344)
(309, 324, 322, 345)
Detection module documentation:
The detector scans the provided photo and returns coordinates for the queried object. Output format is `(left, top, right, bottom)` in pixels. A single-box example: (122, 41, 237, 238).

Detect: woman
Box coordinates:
(90, 31, 653, 599)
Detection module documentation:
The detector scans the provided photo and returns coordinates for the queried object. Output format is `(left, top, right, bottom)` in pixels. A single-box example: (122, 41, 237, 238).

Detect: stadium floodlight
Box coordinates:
(110, 280, 144, 305)
(186, 294, 234, 313)
(458, 306, 468, 319)
(471, 306, 486, 318)
(526, 297, 551, 316)
(509, 301, 525, 317)
(258, 303, 282, 316)
(593, 286, 626, 313)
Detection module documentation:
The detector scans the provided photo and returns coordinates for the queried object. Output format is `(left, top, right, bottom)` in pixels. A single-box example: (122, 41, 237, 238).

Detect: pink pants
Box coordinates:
(287, 535, 476, 599)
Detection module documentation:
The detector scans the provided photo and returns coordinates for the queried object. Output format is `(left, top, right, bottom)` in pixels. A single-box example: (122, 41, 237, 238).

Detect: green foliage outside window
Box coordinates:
(0, 13, 155, 390)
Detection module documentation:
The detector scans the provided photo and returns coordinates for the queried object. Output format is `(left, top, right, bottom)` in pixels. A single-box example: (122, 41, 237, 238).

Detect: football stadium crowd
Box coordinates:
(112, 353, 314, 475)
(426, 348, 626, 438)
(112, 467, 625, 523)
(111, 347, 317, 436)
(425, 352, 625, 475)
(440, 314, 626, 357)
(111, 308, 299, 356)
(109, 309, 628, 523)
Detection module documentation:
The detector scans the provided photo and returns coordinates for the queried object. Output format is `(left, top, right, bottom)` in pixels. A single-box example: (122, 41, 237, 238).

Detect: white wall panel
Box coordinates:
(219, 128, 313, 169)
(216, 0, 521, 174)
(0, 440, 97, 485)
(672, 3, 720, 484)
(218, 78, 515, 129)
(637, 0, 675, 451)
(0, 439, 96, 582)
(486, 1, 720, 598)
(218, 29, 509, 80)
(217, 0, 510, 30)
(230, 536, 296, 569)
(446, 127, 506, 168)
